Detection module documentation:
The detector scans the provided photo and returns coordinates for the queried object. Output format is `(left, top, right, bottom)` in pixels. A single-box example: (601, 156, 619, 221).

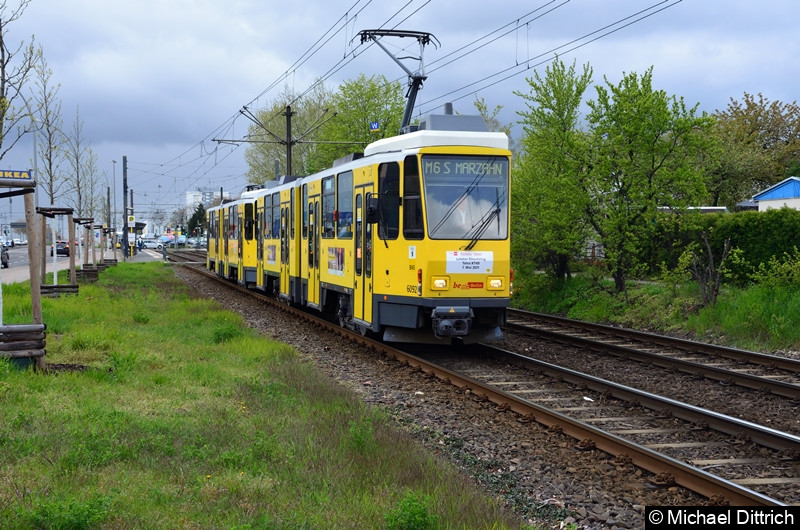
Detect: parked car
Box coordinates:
(50, 240, 70, 257)
(140, 239, 162, 249)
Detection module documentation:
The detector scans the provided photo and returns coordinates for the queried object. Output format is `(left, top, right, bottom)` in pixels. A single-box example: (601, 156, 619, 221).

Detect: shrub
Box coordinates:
(385, 491, 440, 530)
(750, 247, 800, 287)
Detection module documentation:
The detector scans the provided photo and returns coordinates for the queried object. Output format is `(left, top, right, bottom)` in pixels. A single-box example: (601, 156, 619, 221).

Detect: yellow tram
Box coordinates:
(208, 110, 511, 344)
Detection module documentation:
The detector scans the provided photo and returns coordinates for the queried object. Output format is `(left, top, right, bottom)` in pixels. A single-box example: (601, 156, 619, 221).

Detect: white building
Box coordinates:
(753, 176, 800, 211)
(185, 190, 230, 209)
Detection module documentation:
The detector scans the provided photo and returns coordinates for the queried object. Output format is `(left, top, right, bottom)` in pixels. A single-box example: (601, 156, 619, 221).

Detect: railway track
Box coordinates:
(169, 255, 798, 507)
(506, 308, 800, 400)
(423, 344, 800, 506)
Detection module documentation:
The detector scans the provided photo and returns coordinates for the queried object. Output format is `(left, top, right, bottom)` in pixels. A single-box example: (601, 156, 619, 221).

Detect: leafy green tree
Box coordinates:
(584, 67, 712, 293)
(703, 115, 770, 209)
(513, 58, 593, 280)
(713, 92, 800, 195)
(187, 202, 206, 236)
(305, 74, 404, 174)
(473, 96, 517, 153)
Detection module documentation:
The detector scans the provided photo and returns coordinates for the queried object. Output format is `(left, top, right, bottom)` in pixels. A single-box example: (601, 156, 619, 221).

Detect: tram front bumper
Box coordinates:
(432, 306, 472, 338)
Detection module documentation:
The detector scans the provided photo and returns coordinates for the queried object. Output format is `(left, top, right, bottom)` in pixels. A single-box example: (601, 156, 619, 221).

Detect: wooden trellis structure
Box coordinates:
(37, 206, 78, 296)
(74, 217, 99, 281)
(0, 172, 46, 370)
(102, 226, 118, 267)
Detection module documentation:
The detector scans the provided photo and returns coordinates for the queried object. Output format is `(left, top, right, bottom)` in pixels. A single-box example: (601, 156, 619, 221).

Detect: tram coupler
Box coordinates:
(432, 306, 473, 338)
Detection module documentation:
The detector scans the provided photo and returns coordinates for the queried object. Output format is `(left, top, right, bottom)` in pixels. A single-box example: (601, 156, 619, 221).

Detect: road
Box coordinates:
(0, 245, 136, 285)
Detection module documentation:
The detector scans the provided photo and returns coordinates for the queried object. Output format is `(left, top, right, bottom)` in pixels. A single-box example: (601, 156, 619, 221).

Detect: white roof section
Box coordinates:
(364, 129, 509, 156)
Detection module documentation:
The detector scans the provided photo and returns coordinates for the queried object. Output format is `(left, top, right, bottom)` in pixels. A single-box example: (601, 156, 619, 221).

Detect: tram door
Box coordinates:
(279, 202, 290, 298)
(256, 203, 264, 289)
(353, 188, 373, 325)
(306, 199, 321, 309)
(237, 206, 244, 281)
(222, 209, 230, 267)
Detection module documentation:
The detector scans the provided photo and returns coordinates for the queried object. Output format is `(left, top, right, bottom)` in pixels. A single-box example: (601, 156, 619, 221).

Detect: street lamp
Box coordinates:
(112, 160, 117, 231)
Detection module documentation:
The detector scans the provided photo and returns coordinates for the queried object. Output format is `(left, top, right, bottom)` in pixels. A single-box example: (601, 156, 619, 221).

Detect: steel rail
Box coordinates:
(507, 321, 800, 400)
(399, 344, 787, 506)
(509, 308, 800, 373)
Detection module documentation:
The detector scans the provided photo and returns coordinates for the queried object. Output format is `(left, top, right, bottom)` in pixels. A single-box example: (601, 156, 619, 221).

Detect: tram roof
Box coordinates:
(364, 129, 509, 156)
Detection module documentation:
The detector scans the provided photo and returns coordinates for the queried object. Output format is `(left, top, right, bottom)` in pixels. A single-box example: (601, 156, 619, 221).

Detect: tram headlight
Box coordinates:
(487, 277, 504, 290)
(431, 277, 449, 290)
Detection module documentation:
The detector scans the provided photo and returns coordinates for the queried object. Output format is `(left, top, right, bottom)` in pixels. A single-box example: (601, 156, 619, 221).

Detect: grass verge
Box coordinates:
(513, 269, 800, 352)
(1, 262, 525, 528)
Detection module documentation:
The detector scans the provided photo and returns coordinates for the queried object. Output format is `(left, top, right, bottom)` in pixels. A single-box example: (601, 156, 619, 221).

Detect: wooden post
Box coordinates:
(68, 218, 77, 285)
(99, 226, 105, 263)
(83, 224, 89, 267)
(39, 215, 47, 284)
(91, 225, 97, 267)
(24, 193, 45, 370)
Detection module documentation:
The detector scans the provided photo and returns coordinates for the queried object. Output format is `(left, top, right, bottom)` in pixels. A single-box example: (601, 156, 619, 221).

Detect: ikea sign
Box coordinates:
(0, 169, 33, 181)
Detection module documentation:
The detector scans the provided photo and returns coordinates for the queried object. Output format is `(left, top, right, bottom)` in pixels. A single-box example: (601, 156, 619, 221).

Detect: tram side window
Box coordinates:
(264, 197, 272, 239)
(337, 170, 353, 238)
(244, 202, 254, 240)
(403, 156, 423, 240)
(378, 162, 399, 240)
(302, 184, 308, 238)
(321, 176, 335, 238)
(272, 194, 280, 239)
(229, 209, 238, 239)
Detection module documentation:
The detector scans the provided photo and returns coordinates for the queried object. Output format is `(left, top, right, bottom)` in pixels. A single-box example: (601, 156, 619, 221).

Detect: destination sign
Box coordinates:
(423, 159, 505, 176)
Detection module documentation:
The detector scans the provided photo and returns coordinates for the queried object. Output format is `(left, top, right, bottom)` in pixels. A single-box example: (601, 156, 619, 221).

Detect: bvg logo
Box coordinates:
(452, 282, 484, 290)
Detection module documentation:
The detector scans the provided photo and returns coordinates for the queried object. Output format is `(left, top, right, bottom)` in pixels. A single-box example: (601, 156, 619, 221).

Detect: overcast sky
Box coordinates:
(4, 0, 799, 227)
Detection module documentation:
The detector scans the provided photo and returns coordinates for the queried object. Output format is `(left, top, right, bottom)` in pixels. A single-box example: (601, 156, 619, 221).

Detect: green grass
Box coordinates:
(513, 267, 800, 352)
(1, 262, 527, 528)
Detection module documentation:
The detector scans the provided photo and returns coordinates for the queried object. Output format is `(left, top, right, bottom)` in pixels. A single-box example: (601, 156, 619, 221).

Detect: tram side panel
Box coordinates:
(223, 203, 241, 281)
(239, 200, 258, 287)
(206, 207, 223, 274)
(261, 192, 281, 296)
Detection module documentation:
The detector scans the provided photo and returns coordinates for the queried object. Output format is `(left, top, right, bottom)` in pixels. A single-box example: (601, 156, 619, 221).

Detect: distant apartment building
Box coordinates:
(185, 190, 231, 209)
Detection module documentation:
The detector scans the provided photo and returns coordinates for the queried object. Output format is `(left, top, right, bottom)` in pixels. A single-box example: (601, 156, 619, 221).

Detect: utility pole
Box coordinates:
(215, 104, 337, 178)
(122, 155, 128, 260)
(285, 105, 294, 176)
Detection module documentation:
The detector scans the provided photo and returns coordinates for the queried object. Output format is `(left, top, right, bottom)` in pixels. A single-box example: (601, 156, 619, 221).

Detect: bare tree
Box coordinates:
(689, 232, 731, 307)
(64, 106, 100, 217)
(0, 0, 38, 161)
(32, 50, 66, 206)
(80, 147, 101, 218)
(150, 206, 166, 235)
(169, 207, 188, 232)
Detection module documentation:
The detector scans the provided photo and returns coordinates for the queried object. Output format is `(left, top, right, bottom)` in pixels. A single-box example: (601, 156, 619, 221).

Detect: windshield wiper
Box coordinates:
(464, 207, 500, 250)
(464, 189, 504, 250)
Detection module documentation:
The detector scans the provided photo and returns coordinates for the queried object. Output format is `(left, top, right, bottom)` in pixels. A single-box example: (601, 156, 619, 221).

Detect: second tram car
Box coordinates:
(207, 110, 512, 344)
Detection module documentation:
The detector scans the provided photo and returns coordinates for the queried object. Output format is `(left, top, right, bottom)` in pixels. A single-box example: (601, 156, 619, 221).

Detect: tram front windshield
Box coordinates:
(422, 154, 509, 240)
